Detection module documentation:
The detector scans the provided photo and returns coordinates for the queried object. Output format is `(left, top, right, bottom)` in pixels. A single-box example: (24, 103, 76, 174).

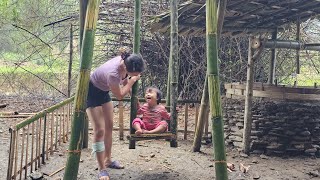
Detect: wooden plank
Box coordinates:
(127, 133, 175, 141)
(118, 101, 124, 140)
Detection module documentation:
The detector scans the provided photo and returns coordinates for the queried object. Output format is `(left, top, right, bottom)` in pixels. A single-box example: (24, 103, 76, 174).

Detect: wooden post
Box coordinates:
(243, 37, 254, 154)
(38, 118, 42, 168)
(268, 29, 277, 84)
(184, 103, 189, 140)
(119, 101, 124, 140)
(14, 130, 18, 179)
(25, 125, 30, 179)
(68, 24, 73, 98)
(20, 128, 25, 180)
(31, 122, 34, 172)
(296, 20, 300, 74)
(42, 115, 47, 164)
(50, 112, 54, 155)
(7, 129, 15, 180)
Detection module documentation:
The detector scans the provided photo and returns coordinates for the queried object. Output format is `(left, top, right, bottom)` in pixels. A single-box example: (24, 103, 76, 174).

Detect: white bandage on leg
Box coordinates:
(92, 141, 105, 156)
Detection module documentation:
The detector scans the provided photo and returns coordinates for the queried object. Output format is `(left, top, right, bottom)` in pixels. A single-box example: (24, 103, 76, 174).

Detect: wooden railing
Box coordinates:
(6, 97, 74, 180)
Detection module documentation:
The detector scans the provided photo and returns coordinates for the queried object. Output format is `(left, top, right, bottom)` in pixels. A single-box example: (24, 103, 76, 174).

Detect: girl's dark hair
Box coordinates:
(120, 49, 145, 73)
(146, 87, 162, 104)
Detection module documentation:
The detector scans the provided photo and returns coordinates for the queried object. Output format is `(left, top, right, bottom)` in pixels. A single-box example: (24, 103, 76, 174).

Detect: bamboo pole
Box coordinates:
(42, 115, 47, 164)
(184, 103, 188, 140)
(63, 107, 66, 143)
(129, 0, 141, 149)
(64, 0, 100, 179)
(14, 130, 18, 179)
(194, 104, 199, 132)
(30, 122, 34, 172)
(206, 0, 228, 179)
(296, 21, 300, 74)
(119, 101, 124, 140)
(25, 125, 29, 179)
(169, 0, 179, 148)
(50, 112, 54, 155)
(79, 0, 88, 49)
(268, 29, 277, 84)
(46, 114, 49, 160)
(38, 118, 42, 168)
(19, 128, 25, 180)
(66, 104, 70, 141)
(192, 0, 226, 153)
(192, 78, 209, 152)
(7, 129, 16, 180)
(68, 24, 73, 98)
(55, 111, 58, 150)
(35, 120, 39, 170)
(243, 37, 254, 154)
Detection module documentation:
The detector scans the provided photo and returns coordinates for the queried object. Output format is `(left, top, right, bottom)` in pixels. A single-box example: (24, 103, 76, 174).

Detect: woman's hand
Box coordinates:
(129, 75, 141, 83)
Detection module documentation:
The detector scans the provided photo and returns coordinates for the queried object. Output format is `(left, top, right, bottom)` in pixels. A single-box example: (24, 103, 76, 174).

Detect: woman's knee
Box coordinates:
(94, 128, 105, 139)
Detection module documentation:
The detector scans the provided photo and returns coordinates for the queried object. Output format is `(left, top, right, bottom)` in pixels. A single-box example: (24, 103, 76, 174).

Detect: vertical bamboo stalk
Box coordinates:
(55, 110, 58, 150)
(64, 0, 100, 178)
(14, 130, 19, 179)
(169, 0, 179, 148)
(59, 109, 62, 145)
(296, 20, 300, 74)
(63, 107, 66, 143)
(24, 125, 29, 179)
(7, 129, 16, 180)
(38, 118, 42, 168)
(79, 0, 88, 49)
(206, 0, 228, 179)
(66, 104, 70, 141)
(192, 77, 209, 152)
(184, 103, 188, 140)
(19, 128, 26, 180)
(50, 112, 54, 154)
(205, 114, 209, 137)
(46, 114, 50, 160)
(119, 101, 124, 140)
(268, 29, 277, 84)
(243, 37, 254, 154)
(42, 115, 47, 164)
(30, 122, 34, 173)
(129, 0, 141, 149)
(68, 24, 73, 98)
(195, 103, 199, 132)
(35, 120, 38, 170)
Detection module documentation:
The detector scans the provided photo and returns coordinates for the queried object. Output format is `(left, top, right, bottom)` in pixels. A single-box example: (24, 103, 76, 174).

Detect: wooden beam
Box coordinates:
(296, 20, 300, 74)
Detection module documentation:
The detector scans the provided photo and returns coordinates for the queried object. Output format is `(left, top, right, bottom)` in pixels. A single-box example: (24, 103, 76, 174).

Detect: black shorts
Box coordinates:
(86, 81, 111, 108)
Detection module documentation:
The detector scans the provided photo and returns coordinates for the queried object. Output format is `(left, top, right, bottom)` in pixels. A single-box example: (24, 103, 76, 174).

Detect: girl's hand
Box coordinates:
(129, 75, 141, 82)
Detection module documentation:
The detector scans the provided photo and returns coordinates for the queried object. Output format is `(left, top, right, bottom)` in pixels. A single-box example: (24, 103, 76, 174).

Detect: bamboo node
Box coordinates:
(214, 160, 227, 164)
(66, 149, 82, 154)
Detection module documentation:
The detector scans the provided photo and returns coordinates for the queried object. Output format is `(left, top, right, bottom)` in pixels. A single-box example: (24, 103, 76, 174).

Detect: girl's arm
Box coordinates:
(109, 76, 139, 100)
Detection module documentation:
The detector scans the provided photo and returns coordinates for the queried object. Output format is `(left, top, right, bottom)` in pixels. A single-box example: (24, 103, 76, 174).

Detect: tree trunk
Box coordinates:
(206, 0, 228, 179)
(63, 1, 100, 179)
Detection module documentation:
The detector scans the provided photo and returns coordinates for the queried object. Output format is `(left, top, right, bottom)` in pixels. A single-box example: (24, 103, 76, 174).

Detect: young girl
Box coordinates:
(86, 50, 145, 180)
(132, 87, 170, 135)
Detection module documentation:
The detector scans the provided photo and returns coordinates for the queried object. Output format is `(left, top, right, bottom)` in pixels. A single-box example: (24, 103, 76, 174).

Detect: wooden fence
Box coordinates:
(6, 97, 74, 180)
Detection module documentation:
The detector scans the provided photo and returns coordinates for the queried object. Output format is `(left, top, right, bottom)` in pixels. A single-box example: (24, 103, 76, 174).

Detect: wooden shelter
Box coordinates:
(151, 0, 320, 36)
(150, 0, 320, 154)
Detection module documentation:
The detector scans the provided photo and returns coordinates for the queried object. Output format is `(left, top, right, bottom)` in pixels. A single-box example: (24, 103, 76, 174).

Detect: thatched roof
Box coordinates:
(150, 0, 320, 36)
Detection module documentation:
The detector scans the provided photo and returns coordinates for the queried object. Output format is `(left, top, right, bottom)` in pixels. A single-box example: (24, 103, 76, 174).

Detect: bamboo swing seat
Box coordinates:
(127, 132, 175, 141)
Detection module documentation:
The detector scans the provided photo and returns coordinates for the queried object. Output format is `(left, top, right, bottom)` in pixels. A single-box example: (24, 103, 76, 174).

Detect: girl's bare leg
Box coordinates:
(145, 124, 167, 134)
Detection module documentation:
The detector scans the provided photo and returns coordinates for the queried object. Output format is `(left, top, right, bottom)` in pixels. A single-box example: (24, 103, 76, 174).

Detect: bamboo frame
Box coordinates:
(184, 103, 188, 140)
(119, 101, 124, 140)
(19, 128, 25, 180)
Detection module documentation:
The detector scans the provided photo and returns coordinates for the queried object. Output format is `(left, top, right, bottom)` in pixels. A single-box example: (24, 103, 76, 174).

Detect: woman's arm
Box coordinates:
(109, 76, 139, 100)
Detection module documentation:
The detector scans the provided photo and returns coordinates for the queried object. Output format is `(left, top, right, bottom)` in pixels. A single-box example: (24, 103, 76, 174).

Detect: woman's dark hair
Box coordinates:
(146, 87, 162, 104)
(120, 50, 145, 73)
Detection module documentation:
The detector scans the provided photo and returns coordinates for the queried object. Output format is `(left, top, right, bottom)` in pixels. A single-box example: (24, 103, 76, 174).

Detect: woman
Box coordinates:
(86, 50, 145, 180)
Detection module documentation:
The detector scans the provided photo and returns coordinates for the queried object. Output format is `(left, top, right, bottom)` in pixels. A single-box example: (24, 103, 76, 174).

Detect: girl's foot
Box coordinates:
(135, 129, 142, 135)
(142, 129, 150, 134)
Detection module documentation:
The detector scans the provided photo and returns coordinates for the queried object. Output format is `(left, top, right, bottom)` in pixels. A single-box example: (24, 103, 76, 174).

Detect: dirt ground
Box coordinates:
(1, 94, 320, 180)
